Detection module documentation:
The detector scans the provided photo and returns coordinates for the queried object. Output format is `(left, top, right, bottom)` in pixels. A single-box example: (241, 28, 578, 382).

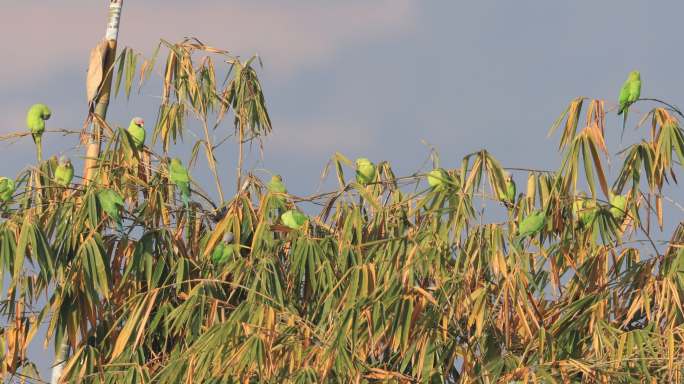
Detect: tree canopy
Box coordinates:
(1, 36, 684, 384)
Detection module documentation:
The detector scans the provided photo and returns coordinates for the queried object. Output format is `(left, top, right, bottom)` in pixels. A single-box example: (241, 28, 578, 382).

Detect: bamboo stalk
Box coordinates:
(53, 3, 124, 382)
(82, 0, 124, 185)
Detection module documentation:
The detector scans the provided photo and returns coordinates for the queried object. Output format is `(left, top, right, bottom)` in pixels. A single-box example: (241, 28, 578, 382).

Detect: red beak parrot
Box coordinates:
(26, 103, 51, 162)
(355, 158, 376, 185)
(0, 177, 15, 202)
(54, 156, 74, 187)
(169, 158, 191, 208)
(127, 117, 145, 150)
(97, 188, 125, 231)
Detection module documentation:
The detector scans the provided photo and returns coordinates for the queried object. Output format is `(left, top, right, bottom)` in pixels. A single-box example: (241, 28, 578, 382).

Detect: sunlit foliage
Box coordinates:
(1, 38, 684, 383)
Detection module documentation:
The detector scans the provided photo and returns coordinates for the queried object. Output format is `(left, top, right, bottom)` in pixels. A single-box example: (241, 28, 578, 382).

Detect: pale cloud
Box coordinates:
(1, 1, 415, 87)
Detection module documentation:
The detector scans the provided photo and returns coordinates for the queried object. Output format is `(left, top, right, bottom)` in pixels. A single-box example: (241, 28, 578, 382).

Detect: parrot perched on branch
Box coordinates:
(26, 103, 51, 162)
(498, 174, 516, 208)
(169, 158, 191, 208)
(97, 189, 125, 232)
(281, 209, 307, 230)
(572, 192, 596, 227)
(579, 199, 597, 228)
(515, 210, 546, 247)
(609, 192, 628, 223)
(0, 177, 15, 202)
(54, 156, 74, 187)
(211, 231, 235, 264)
(427, 168, 448, 189)
(127, 117, 145, 150)
(268, 175, 287, 200)
(618, 71, 641, 135)
(355, 158, 376, 185)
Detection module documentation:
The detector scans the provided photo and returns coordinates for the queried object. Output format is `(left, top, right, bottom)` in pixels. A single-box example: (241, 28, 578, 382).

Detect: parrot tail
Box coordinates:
(181, 190, 190, 209)
(33, 135, 43, 162)
(620, 108, 629, 141)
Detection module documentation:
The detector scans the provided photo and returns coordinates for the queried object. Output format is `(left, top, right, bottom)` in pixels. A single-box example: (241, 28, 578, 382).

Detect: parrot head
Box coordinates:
(33, 104, 52, 120)
(132, 117, 145, 128)
(505, 174, 513, 183)
(628, 71, 640, 81)
(609, 188, 620, 199)
(355, 158, 372, 167)
(59, 156, 71, 167)
(171, 158, 182, 167)
(271, 174, 283, 183)
(224, 231, 235, 243)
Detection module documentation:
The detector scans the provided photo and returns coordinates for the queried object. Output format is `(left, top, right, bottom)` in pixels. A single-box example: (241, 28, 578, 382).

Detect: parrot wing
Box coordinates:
(629, 78, 641, 103)
(618, 80, 631, 115)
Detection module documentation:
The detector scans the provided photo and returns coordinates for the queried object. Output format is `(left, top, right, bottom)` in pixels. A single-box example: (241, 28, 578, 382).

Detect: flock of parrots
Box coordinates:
(0, 71, 640, 254)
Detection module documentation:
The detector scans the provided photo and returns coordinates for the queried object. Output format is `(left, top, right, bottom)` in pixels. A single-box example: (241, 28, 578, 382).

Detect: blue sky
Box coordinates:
(2, 0, 684, 379)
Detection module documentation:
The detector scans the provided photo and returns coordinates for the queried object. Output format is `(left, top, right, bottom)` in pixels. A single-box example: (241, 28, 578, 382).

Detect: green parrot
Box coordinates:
(498, 174, 516, 207)
(505, 175, 516, 204)
(618, 71, 641, 133)
(572, 193, 585, 220)
(169, 158, 191, 208)
(281, 209, 307, 230)
(268, 174, 287, 199)
(427, 168, 448, 189)
(54, 156, 74, 187)
(579, 199, 597, 227)
(0, 177, 15, 202)
(211, 232, 235, 264)
(355, 158, 376, 185)
(516, 210, 546, 246)
(609, 192, 628, 223)
(97, 189, 125, 231)
(26, 103, 51, 162)
(127, 117, 145, 150)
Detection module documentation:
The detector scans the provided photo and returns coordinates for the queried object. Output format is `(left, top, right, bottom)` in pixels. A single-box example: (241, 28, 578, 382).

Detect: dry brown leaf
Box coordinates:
(86, 39, 108, 103)
(585, 122, 608, 155)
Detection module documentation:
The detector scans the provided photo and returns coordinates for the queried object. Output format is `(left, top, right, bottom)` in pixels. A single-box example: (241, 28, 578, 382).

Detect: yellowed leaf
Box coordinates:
(111, 294, 149, 360)
(526, 172, 536, 205)
(132, 290, 159, 349)
(656, 194, 663, 230)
